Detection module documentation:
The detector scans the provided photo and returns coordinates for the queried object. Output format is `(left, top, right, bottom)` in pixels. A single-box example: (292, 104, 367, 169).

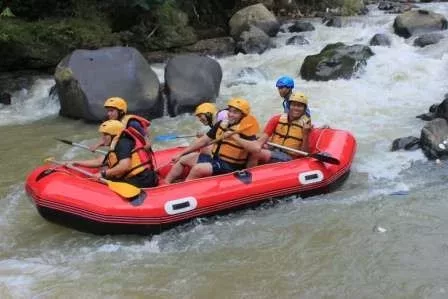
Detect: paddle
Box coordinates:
(266, 142, 340, 165)
(44, 158, 141, 199)
(55, 138, 108, 155)
(154, 134, 196, 142)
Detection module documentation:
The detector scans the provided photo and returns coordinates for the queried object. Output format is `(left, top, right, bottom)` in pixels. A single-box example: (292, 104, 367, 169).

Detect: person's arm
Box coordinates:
(230, 135, 261, 154)
(105, 158, 131, 178)
(257, 133, 270, 145)
(103, 137, 133, 178)
(171, 134, 212, 163)
(70, 156, 104, 168)
(300, 120, 312, 152)
(228, 115, 274, 154)
(172, 121, 223, 162)
(88, 139, 104, 152)
(257, 115, 280, 146)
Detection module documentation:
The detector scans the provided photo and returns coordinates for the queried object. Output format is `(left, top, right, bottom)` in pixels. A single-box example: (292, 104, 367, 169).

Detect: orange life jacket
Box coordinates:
(106, 127, 154, 178)
(121, 114, 151, 136)
(270, 113, 311, 156)
(211, 118, 258, 165)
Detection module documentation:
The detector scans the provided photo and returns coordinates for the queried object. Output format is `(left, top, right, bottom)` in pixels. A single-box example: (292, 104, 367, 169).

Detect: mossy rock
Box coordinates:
(54, 66, 74, 82)
(300, 42, 374, 81)
(0, 18, 120, 71)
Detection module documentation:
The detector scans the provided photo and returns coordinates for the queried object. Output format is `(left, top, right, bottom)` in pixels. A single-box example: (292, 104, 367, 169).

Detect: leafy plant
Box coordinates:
(0, 7, 15, 18)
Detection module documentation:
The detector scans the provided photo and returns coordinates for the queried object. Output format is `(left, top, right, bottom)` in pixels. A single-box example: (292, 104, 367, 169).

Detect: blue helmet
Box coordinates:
(276, 76, 294, 89)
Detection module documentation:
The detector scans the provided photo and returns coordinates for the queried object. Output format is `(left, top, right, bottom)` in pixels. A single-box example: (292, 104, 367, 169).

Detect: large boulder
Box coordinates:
(0, 92, 11, 105)
(288, 21, 315, 33)
(369, 33, 391, 47)
(416, 94, 448, 121)
(180, 37, 236, 58)
(229, 4, 280, 39)
(393, 9, 447, 39)
(55, 47, 163, 122)
(235, 25, 273, 54)
(286, 35, 310, 46)
(420, 118, 448, 159)
(390, 136, 420, 151)
(164, 54, 222, 116)
(323, 16, 342, 28)
(378, 1, 411, 14)
(413, 32, 444, 47)
(300, 43, 374, 81)
(240, 0, 275, 10)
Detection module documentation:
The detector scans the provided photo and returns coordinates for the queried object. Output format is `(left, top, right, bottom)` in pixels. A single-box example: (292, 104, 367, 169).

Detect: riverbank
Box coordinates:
(0, 0, 367, 73)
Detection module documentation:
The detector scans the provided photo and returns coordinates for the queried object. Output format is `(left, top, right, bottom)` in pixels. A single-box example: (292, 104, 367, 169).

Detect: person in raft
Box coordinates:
(165, 97, 260, 183)
(89, 97, 152, 152)
(276, 76, 311, 117)
(243, 92, 312, 166)
(194, 102, 229, 155)
(194, 102, 229, 131)
(68, 120, 158, 188)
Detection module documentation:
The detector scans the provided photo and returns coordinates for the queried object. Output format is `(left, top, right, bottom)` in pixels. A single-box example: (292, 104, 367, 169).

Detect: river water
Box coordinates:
(1, 4, 448, 298)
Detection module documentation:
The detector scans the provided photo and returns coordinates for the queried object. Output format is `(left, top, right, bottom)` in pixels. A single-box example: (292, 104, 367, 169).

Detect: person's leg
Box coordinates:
(126, 170, 158, 188)
(269, 150, 292, 163)
(199, 144, 212, 155)
(185, 163, 213, 181)
(165, 152, 199, 183)
(246, 149, 273, 168)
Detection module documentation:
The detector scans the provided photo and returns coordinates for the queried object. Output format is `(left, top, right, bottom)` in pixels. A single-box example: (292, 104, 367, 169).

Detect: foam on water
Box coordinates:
(0, 79, 59, 126)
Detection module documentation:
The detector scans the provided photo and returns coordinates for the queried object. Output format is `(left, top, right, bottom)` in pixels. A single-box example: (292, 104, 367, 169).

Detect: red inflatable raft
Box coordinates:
(25, 128, 356, 235)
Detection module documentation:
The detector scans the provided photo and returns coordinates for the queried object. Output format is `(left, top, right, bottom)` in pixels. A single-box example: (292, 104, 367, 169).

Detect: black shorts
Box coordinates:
(197, 153, 242, 175)
(269, 149, 293, 163)
(124, 169, 158, 188)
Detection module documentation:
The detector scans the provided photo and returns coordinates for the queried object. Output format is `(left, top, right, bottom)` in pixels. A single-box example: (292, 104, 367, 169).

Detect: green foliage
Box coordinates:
(0, 7, 15, 18)
(0, 17, 118, 52)
(131, 0, 165, 10)
(8, 0, 74, 20)
(341, 0, 364, 16)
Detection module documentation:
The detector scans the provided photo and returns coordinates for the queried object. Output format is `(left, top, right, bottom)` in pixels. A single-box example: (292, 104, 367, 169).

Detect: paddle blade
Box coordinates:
(154, 135, 178, 141)
(55, 138, 73, 145)
(44, 157, 57, 164)
(310, 152, 340, 165)
(154, 134, 196, 141)
(106, 180, 141, 198)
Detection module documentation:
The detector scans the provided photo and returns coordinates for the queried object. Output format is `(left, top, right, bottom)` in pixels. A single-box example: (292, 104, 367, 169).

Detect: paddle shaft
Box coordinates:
(267, 142, 310, 157)
(56, 138, 108, 155)
(48, 159, 108, 184)
(267, 142, 340, 165)
(154, 134, 196, 141)
(75, 142, 108, 155)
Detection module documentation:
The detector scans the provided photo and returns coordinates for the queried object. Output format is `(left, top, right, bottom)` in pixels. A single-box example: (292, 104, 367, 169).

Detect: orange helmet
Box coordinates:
(227, 97, 250, 115)
(104, 97, 127, 113)
(289, 92, 308, 106)
(98, 120, 124, 136)
(195, 102, 218, 116)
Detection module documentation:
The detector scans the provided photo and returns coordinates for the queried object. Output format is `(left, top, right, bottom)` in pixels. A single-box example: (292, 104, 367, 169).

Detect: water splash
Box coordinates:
(0, 79, 59, 126)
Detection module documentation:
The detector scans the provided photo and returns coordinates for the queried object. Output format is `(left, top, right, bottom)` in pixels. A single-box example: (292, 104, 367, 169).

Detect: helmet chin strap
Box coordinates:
(205, 113, 214, 128)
